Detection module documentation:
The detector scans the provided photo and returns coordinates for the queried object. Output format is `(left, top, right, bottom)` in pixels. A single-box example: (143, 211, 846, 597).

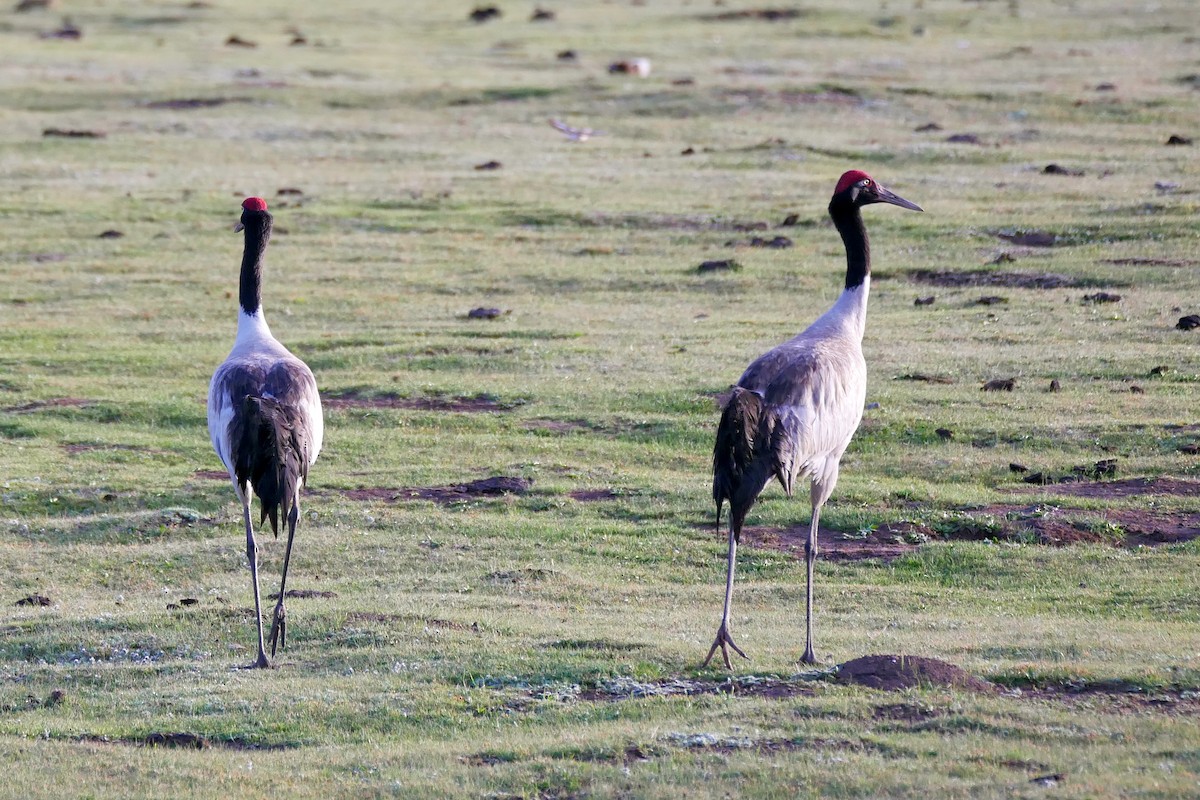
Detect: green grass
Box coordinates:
(2, 0, 1200, 796)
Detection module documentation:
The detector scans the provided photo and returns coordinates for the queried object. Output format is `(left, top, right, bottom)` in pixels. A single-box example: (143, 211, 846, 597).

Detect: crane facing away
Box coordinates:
(208, 197, 324, 669)
(704, 170, 922, 668)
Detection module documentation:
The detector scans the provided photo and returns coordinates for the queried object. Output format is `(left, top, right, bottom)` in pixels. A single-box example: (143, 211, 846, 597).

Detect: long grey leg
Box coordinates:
(267, 499, 299, 657)
(800, 503, 821, 665)
(242, 489, 270, 669)
(703, 524, 749, 669)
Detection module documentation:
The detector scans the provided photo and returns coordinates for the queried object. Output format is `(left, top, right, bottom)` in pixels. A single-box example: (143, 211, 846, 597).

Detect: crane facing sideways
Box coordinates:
(705, 170, 922, 668)
(208, 197, 324, 669)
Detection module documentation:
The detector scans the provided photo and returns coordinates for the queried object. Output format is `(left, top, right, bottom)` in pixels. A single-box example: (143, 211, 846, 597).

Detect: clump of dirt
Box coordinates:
(192, 469, 228, 481)
(872, 702, 947, 723)
(323, 391, 518, 412)
(837, 654, 993, 692)
(340, 476, 530, 505)
(994, 230, 1058, 247)
(696, 258, 741, 273)
(1100, 257, 1196, 267)
(486, 567, 553, 584)
(908, 269, 1078, 288)
(143, 97, 251, 110)
(267, 589, 337, 600)
(895, 373, 954, 384)
(1046, 476, 1200, 498)
(43, 128, 105, 138)
(80, 732, 291, 750)
(584, 675, 815, 702)
(701, 8, 809, 21)
(569, 488, 620, 502)
(4, 397, 94, 413)
(522, 418, 592, 434)
(15, 594, 51, 607)
(746, 522, 931, 563)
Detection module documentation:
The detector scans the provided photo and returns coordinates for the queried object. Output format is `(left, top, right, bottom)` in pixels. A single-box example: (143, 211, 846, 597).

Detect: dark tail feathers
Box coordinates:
(232, 395, 309, 537)
(712, 386, 768, 538)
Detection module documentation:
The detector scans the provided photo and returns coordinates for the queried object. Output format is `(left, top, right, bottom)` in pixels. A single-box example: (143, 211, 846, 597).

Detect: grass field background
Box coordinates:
(1, 0, 1200, 796)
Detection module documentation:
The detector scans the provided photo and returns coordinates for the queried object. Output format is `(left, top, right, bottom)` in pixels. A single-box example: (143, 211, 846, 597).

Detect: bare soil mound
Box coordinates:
(837, 654, 993, 692)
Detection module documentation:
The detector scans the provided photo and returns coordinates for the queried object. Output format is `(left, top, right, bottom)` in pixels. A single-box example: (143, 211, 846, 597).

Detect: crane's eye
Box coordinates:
(860, 179, 873, 188)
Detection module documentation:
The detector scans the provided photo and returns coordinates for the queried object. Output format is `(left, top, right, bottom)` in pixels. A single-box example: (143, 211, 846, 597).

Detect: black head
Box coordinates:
(831, 170, 923, 212)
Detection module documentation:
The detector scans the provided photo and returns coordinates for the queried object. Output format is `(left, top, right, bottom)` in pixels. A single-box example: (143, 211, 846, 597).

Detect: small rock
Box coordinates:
(1082, 292, 1121, 304)
(474, 160, 502, 170)
(469, 5, 501, 22)
(1030, 773, 1064, 788)
(556, 49, 577, 60)
(935, 428, 954, 440)
(1043, 163, 1083, 176)
(16, 594, 51, 607)
(1166, 134, 1192, 146)
(914, 122, 943, 132)
(945, 133, 981, 144)
(680, 147, 695, 156)
(530, 7, 554, 21)
(976, 295, 1007, 305)
(914, 296, 935, 306)
(696, 258, 741, 274)
(224, 34, 256, 47)
(982, 378, 1016, 392)
(1009, 462, 1028, 473)
(1130, 384, 1144, 394)
(1049, 379, 1061, 392)
(779, 213, 800, 226)
(1094, 82, 1117, 91)
(467, 307, 507, 319)
(97, 229, 124, 239)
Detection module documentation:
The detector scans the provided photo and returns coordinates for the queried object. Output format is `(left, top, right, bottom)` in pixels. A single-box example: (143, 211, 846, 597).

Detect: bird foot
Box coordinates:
(702, 622, 749, 669)
(267, 601, 287, 657)
(242, 652, 273, 670)
(800, 645, 819, 666)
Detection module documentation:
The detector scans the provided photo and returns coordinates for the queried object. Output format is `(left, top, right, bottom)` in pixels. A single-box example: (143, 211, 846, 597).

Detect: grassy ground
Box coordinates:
(2, 0, 1200, 796)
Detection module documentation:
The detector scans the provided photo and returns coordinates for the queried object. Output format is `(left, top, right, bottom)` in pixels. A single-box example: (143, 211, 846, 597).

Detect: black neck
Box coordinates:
(829, 197, 869, 290)
(239, 211, 272, 315)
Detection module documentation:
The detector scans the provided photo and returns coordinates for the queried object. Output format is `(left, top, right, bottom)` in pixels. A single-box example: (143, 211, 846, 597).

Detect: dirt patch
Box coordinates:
(337, 476, 531, 505)
(523, 418, 592, 434)
(267, 589, 337, 600)
(323, 390, 518, 412)
(3, 397, 94, 413)
(994, 230, 1058, 247)
(873, 702, 947, 723)
(192, 469, 229, 481)
(1003, 680, 1200, 716)
(15, 594, 51, 607)
(1100, 257, 1197, 267)
(63, 443, 166, 456)
(486, 567, 553, 584)
(142, 97, 252, 110)
(837, 654, 993, 692)
(582, 675, 815, 702)
(1044, 476, 1199, 498)
(79, 732, 292, 750)
(908, 269, 1079, 289)
(701, 8, 809, 21)
(745, 522, 930, 563)
(569, 489, 620, 502)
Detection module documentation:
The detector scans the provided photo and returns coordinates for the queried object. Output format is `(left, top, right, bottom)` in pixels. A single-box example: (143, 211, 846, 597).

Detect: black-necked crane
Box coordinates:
(208, 197, 324, 669)
(704, 170, 922, 668)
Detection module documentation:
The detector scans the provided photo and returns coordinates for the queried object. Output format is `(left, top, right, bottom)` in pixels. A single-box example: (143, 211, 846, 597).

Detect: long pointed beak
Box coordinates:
(234, 221, 245, 232)
(877, 185, 923, 212)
